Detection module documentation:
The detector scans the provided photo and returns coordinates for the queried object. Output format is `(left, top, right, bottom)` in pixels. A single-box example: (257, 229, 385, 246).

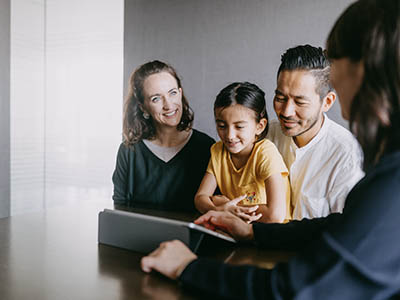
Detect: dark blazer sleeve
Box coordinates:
(179, 153, 400, 299)
(179, 215, 341, 299)
(112, 143, 130, 205)
(180, 258, 275, 299)
(252, 212, 341, 251)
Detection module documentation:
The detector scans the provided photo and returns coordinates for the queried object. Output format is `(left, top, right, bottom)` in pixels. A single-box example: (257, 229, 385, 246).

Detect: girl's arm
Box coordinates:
(257, 173, 287, 223)
(194, 172, 219, 213)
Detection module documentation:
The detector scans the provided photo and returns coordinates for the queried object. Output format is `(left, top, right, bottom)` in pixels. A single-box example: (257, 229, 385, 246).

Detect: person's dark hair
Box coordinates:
(123, 60, 194, 146)
(214, 82, 269, 140)
(278, 44, 333, 100)
(327, 0, 400, 170)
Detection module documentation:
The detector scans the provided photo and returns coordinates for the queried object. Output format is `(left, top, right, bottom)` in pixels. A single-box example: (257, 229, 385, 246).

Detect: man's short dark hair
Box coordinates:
(277, 44, 333, 99)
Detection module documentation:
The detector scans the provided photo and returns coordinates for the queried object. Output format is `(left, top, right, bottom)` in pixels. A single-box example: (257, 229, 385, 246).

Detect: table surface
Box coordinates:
(0, 203, 294, 300)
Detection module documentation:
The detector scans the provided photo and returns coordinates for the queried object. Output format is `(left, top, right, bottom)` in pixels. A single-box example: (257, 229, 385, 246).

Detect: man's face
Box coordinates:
(273, 70, 324, 144)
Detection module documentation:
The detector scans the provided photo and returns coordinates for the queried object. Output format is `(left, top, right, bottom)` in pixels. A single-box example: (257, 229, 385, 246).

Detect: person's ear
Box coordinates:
(138, 103, 150, 119)
(138, 102, 146, 113)
(322, 91, 336, 113)
(256, 118, 268, 136)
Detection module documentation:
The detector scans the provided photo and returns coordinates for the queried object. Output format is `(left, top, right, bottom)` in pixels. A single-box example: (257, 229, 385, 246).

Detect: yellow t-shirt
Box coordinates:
(207, 139, 292, 220)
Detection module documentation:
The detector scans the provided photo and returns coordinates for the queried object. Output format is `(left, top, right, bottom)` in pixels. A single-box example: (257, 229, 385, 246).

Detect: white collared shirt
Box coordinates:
(267, 115, 364, 220)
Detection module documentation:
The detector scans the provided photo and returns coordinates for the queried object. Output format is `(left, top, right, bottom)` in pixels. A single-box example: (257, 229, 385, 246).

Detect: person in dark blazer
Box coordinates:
(141, 0, 400, 298)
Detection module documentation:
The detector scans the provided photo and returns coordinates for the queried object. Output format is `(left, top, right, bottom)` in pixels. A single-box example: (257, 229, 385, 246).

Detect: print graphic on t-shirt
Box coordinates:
(241, 191, 257, 205)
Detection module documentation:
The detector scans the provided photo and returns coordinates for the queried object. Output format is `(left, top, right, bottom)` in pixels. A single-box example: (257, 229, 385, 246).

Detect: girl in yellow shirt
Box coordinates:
(195, 82, 291, 223)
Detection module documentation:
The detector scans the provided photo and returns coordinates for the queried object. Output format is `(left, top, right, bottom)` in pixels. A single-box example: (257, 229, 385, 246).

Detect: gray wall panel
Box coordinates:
(0, 0, 10, 218)
(124, 0, 353, 139)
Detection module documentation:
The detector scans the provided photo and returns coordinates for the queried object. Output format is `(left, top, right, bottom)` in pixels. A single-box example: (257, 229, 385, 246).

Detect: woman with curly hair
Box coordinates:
(112, 60, 214, 212)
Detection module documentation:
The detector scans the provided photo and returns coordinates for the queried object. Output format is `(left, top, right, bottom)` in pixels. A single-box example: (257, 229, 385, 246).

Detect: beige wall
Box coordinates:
(124, 0, 354, 139)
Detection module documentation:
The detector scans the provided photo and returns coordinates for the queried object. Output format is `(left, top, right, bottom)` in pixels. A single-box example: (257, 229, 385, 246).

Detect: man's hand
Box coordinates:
(141, 240, 197, 280)
(194, 210, 258, 241)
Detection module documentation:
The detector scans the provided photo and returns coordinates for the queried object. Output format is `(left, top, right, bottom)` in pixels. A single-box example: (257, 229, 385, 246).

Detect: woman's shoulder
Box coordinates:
(117, 141, 146, 156)
(191, 129, 215, 145)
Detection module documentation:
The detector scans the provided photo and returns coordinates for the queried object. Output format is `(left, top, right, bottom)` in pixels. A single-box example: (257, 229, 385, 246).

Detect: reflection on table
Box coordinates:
(0, 203, 294, 300)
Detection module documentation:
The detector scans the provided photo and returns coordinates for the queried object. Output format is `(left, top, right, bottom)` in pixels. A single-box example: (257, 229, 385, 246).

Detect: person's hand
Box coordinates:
(210, 194, 230, 206)
(215, 195, 260, 223)
(194, 210, 259, 241)
(141, 240, 197, 280)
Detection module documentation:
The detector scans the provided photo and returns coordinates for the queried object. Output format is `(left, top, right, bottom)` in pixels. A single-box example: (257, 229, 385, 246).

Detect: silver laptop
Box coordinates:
(98, 209, 236, 254)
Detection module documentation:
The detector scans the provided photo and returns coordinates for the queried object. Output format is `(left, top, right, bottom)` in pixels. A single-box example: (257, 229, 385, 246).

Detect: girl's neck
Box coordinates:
(230, 143, 255, 170)
(151, 127, 191, 147)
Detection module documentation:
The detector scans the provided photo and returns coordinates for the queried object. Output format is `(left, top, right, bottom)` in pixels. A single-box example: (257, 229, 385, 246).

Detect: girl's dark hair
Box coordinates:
(327, 0, 400, 170)
(214, 82, 269, 140)
(123, 60, 194, 146)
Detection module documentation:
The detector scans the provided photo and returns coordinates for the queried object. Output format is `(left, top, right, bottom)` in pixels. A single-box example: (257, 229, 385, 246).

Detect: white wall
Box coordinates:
(11, 0, 45, 215)
(11, 0, 123, 215)
(0, 0, 10, 218)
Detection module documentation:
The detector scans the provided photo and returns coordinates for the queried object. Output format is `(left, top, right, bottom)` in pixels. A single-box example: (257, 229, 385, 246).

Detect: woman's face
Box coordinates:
(142, 71, 183, 130)
(329, 58, 364, 120)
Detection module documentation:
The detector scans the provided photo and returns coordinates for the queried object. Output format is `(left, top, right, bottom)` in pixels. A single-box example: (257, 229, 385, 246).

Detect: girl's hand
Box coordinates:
(210, 195, 231, 206)
(216, 195, 261, 223)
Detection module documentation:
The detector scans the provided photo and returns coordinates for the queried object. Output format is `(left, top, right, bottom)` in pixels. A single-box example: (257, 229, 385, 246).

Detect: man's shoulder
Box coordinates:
(324, 118, 360, 151)
(318, 118, 363, 171)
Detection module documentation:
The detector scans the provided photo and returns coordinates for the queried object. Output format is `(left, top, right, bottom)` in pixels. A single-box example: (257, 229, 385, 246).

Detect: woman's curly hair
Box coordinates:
(123, 60, 194, 146)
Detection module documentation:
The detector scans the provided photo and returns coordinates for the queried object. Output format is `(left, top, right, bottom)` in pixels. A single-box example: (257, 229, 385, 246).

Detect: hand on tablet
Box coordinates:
(215, 195, 261, 223)
(141, 240, 197, 280)
(194, 210, 258, 241)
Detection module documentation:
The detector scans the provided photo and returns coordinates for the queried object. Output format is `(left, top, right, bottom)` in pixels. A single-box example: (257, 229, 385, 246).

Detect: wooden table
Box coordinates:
(0, 203, 294, 300)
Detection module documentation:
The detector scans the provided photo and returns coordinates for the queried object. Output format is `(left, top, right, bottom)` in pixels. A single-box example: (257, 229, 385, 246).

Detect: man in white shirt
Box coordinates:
(267, 45, 364, 220)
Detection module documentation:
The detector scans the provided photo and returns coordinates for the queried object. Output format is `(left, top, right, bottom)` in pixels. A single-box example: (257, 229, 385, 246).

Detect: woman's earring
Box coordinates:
(143, 112, 150, 119)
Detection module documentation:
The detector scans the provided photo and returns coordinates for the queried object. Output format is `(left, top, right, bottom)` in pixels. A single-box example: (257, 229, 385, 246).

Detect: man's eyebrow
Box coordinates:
(275, 89, 311, 101)
(294, 95, 311, 101)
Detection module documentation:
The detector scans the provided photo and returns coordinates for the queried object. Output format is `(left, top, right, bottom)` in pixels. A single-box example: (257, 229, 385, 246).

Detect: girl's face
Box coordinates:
(329, 58, 364, 120)
(215, 104, 266, 158)
(142, 72, 183, 130)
